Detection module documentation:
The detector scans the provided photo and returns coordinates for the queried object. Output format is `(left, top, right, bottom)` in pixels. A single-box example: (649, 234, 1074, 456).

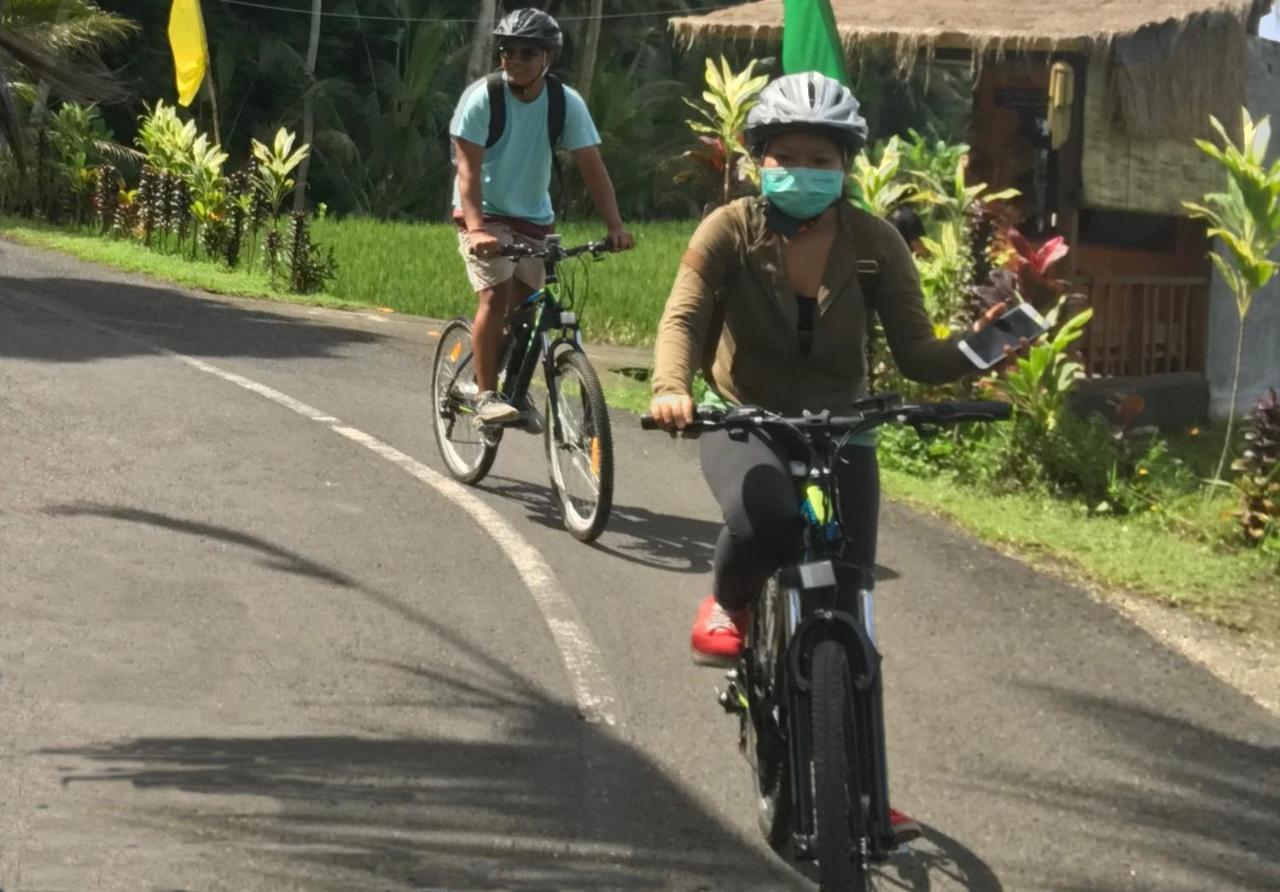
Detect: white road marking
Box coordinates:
(5, 289, 620, 726)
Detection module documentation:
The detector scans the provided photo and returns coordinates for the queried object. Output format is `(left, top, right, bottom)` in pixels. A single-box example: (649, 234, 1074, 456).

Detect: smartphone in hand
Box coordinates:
(959, 303, 1051, 369)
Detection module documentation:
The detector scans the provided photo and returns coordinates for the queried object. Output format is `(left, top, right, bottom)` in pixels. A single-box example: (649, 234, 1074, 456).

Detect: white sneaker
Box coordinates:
(476, 391, 519, 424)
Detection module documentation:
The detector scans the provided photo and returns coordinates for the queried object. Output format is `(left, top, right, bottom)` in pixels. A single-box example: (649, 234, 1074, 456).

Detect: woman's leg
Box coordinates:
(699, 429, 804, 611)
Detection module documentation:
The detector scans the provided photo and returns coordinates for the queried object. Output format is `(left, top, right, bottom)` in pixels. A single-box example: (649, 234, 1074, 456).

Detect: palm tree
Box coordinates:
(465, 0, 497, 84)
(292, 0, 322, 212)
(577, 0, 602, 102)
(0, 0, 130, 162)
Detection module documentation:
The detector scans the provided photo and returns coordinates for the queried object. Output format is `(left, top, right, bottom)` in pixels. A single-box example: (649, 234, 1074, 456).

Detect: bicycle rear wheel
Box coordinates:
(810, 639, 871, 891)
(432, 318, 498, 485)
(544, 348, 613, 542)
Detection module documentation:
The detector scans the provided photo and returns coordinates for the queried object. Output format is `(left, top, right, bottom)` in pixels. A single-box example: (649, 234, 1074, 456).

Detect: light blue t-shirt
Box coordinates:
(451, 77, 600, 225)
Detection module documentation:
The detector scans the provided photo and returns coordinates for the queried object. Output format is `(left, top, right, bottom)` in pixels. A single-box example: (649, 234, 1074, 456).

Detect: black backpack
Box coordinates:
(483, 71, 568, 218)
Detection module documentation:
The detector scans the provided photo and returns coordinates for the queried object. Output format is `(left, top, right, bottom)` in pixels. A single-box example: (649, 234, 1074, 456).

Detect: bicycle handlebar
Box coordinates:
(494, 238, 614, 261)
(639, 397, 1011, 435)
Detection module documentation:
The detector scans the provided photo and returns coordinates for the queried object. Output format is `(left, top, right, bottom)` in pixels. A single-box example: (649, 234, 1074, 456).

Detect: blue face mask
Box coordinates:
(760, 167, 845, 220)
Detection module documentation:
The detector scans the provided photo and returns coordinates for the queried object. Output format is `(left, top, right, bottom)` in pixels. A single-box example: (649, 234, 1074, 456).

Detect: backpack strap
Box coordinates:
(856, 258, 880, 312)
(484, 71, 506, 149)
(856, 258, 883, 394)
(545, 74, 566, 148)
(545, 75, 567, 220)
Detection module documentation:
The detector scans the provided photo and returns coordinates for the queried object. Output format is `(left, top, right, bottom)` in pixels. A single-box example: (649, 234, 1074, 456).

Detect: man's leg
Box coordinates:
(472, 276, 520, 394)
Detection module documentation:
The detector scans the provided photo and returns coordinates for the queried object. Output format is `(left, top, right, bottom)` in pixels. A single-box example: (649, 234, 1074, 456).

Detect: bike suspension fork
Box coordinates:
(858, 586, 894, 850)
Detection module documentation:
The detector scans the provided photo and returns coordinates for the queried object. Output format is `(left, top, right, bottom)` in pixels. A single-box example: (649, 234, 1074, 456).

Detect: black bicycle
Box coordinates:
(432, 235, 615, 541)
(643, 395, 1010, 890)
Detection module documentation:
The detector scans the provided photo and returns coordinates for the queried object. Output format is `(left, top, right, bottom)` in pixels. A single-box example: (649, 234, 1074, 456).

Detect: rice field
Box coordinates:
(312, 217, 697, 346)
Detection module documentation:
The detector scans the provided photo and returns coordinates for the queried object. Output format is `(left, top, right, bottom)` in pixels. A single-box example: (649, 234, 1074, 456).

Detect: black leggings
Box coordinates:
(699, 429, 879, 611)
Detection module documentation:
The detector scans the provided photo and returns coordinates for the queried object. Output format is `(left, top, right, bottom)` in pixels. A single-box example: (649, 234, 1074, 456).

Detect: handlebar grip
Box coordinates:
(640, 415, 659, 430)
(933, 400, 1013, 421)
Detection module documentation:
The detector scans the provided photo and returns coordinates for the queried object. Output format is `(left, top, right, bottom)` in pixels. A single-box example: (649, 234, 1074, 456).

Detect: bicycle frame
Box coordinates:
(445, 235, 593, 435)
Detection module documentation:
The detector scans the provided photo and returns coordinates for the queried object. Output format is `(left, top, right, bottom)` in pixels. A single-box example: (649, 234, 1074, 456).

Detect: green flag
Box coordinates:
(782, 0, 850, 86)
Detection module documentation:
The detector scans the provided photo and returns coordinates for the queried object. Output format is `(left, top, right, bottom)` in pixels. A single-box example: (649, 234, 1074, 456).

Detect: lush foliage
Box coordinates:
(34, 98, 337, 294)
(1233, 389, 1280, 554)
(681, 56, 769, 207)
(1184, 108, 1280, 487)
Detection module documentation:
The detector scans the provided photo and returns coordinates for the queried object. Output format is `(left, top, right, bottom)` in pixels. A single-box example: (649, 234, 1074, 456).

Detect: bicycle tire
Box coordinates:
(544, 348, 613, 542)
(811, 639, 870, 891)
(751, 577, 791, 850)
(431, 318, 499, 485)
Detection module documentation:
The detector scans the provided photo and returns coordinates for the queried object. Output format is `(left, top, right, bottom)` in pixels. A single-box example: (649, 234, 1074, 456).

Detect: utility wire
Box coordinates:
(216, 0, 736, 24)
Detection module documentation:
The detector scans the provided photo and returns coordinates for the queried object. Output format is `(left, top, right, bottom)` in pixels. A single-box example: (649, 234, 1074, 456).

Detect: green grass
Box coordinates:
(880, 467, 1279, 640)
(1, 215, 695, 346)
(312, 217, 694, 345)
(0, 216, 365, 311)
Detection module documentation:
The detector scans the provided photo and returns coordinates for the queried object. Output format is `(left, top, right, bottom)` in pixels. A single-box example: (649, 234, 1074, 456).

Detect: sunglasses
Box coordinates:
(499, 45, 543, 62)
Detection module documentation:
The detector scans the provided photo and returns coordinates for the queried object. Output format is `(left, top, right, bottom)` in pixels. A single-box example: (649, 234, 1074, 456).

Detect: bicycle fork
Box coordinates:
(780, 562, 895, 862)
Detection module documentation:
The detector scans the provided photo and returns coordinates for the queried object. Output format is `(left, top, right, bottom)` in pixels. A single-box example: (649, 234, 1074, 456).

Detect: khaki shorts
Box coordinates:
(457, 221, 547, 293)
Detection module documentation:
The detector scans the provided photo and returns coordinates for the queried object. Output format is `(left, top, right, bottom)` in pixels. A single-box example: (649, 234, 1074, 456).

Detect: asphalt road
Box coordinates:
(1, 239, 1277, 892)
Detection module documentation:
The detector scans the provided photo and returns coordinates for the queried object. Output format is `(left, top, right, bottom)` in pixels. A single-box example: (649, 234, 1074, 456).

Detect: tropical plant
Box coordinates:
(992, 306, 1094, 435)
(1183, 108, 1280, 489)
(850, 136, 913, 218)
(185, 133, 229, 258)
(899, 127, 969, 186)
(284, 210, 336, 294)
(136, 100, 198, 176)
(911, 155, 1019, 220)
(683, 56, 768, 206)
(252, 126, 308, 217)
(917, 218, 972, 330)
(1232, 388, 1280, 551)
(1005, 228, 1073, 309)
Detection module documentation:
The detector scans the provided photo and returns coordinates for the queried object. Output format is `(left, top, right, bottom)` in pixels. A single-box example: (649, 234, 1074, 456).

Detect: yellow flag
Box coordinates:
(168, 0, 208, 107)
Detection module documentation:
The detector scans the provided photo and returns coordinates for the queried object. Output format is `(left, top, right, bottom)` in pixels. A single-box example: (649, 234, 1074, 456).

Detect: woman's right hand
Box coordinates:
(649, 393, 695, 432)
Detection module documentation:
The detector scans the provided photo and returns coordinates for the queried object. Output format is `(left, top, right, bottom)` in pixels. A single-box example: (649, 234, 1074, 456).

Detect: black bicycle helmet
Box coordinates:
(493, 8, 564, 56)
(744, 72, 869, 157)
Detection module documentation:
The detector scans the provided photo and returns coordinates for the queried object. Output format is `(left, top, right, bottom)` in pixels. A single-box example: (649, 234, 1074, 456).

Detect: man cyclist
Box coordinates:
(451, 8, 634, 424)
(649, 72, 1009, 844)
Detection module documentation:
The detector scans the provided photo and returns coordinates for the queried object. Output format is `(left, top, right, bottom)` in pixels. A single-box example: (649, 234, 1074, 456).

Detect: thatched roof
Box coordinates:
(671, 0, 1264, 60)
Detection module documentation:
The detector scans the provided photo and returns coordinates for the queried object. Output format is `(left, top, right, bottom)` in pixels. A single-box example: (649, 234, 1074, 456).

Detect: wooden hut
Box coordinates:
(672, 0, 1280, 419)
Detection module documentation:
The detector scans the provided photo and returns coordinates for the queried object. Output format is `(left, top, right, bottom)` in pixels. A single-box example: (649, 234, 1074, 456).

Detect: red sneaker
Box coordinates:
(890, 808, 923, 846)
(690, 595, 750, 666)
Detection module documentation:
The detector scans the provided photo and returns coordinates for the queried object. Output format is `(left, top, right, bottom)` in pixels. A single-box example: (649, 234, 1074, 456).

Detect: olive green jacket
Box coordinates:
(652, 197, 973, 415)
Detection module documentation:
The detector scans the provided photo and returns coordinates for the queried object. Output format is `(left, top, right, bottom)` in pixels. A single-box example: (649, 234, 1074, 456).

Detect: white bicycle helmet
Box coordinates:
(745, 72, 869, 156)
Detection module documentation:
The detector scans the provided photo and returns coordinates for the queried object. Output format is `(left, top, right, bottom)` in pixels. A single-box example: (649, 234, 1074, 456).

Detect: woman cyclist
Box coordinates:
(649, 71, 1008, 843)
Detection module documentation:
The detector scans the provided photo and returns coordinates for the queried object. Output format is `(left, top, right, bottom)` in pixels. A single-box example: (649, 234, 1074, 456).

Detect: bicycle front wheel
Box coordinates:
(431, 318, 498, 485)
(544, 348, 613, 542)
(811, 639, 871, 891)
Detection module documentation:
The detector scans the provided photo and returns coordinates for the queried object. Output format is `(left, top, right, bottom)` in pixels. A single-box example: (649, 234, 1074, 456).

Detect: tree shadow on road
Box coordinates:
(483, 475, 901, 583)
(986, 683, 1280, 891)
(31, 501, 798, 890)
(32, 500, 985, 890)
(0, 273, 382, 364)
(484, 475, 721, 574)
(42, 502, 356, 587)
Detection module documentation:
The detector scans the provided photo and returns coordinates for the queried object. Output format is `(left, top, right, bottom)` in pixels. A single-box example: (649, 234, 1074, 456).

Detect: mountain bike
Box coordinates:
(643, 395, 1011, 890)
(432, 235, 615, 542)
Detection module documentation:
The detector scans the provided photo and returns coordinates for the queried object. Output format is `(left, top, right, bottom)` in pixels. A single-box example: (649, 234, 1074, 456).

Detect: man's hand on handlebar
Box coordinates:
(467, 228, 500, 259)
(648, 393, 695, 432)
(607, 226, 635, 252)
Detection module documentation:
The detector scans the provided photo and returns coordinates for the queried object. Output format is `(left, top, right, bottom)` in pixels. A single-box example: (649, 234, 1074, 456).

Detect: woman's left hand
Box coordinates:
(972, 302, 1030, 369)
